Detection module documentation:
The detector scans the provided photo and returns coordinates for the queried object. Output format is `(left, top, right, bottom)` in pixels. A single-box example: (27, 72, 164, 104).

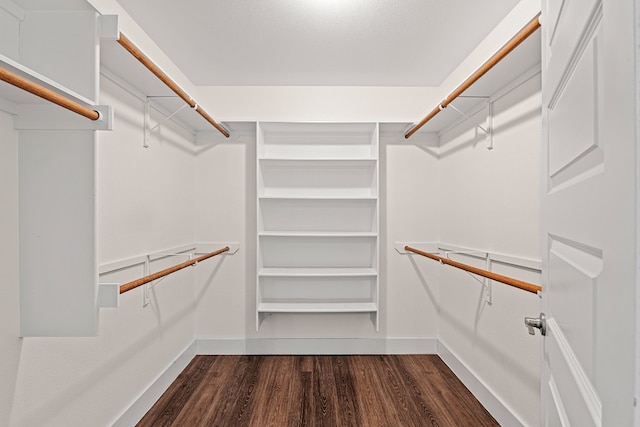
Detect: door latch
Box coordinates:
(524, 312, 547, 336)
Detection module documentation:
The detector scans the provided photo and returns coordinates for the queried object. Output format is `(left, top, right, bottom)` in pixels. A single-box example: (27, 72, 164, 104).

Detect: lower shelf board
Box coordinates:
(259, 267, 378, 277)
(258, 301, 378, 313)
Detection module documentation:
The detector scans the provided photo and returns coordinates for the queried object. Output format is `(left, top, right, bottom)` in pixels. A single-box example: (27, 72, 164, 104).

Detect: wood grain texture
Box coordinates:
(138, 355, 499, 427)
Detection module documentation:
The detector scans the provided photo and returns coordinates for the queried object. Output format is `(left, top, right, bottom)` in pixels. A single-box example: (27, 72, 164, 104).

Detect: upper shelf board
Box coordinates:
(0, 53, 96, 107)
(403, 30, 541, 136)
(101, 37, 228, 134)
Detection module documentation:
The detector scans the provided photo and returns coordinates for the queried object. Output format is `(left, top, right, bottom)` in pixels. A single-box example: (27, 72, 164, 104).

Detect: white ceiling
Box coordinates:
(115, 0, 522, 87)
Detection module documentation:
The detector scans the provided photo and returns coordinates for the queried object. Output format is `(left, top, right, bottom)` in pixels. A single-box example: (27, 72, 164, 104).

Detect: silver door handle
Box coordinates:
(524, 312, 547, 336)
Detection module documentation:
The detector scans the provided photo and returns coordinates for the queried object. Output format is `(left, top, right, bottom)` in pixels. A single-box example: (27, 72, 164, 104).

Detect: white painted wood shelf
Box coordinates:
(0, 53, 95, 108)
(258, 232, 378, 237)
(258, 195, 378, 200)
(256, 122, 379, 330)
(259, 268, 378, 277)
(258, 302, 378, 313)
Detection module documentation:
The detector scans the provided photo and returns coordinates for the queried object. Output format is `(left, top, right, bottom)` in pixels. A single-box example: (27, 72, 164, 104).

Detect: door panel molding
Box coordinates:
(544, 1, 602, 108)
(544, 0, 564, 50)
(548, 235, 603, 278)
(547, 318, 602, 426)
(547, 375, 571, 426)
(547, 29, 603, 191)
(548, 235, 601, 374)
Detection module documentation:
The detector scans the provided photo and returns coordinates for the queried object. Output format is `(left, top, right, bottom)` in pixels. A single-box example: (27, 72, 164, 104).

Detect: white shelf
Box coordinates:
(258, 302, 378, 313)
(257, 122, 378, 159)
(259, 231, 377, 237)
(259, 235, 377, 269)
(259, 197, 377, 234)
(258, 195, 378, 200)
(0, 53, 95, 107)
(259, 267, 378, 277)
(258, 158, 377, 167)
(258, 156, 377, 162)
(256, 122, 379, 330)
(401, 33, 541, 136)
(258, 159, 377, 199)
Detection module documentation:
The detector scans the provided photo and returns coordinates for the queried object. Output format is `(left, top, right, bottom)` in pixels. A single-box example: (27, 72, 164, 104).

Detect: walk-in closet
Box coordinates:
(1, 0, 637, 426)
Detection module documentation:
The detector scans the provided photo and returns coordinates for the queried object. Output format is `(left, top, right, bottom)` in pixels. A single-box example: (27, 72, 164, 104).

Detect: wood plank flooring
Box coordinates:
(138, 355, 499, 427)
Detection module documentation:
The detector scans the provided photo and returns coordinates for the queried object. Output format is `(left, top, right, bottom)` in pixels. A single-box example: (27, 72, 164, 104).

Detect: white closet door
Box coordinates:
(540, 0, 636, 425)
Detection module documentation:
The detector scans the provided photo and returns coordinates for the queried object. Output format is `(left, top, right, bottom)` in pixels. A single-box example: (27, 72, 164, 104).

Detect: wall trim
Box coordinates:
(196, 336, 438, 355)
(116, 338, 521, 425)
(438, 341, 525, 427)
(111, 340, 197, 427)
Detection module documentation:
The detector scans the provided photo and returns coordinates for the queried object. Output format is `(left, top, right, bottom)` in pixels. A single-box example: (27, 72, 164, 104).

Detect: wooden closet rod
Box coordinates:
(0, 66, 100, 120)
(405, 13, 541, 139)
(117, 34, 230, 138)
(404, 245, 542, 294)
(119, 246, 230, 294)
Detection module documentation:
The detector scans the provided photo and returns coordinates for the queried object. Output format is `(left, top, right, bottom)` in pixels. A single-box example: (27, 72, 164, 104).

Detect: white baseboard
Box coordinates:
(196, 337, 246, 354)
(116, 337, 519, 426)
(196, 336, 438, 355)
(111, 341, 197, 427)
(438, 341, 524, 427)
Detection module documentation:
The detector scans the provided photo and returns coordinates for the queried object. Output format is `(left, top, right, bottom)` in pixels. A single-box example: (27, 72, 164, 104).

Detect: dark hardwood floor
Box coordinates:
(137, 354, 499, 427)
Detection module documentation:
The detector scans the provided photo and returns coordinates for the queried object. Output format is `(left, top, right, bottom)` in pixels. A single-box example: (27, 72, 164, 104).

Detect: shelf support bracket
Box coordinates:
(484, 255, 493, 305)
(441, 250, 493, 303)
(143, 255, 151, 307)
(144, 96, 190, 148)
(448, 97, 494, 151)
(141, 252, 194, 307)
(487, 100, 494, 151)
(144, 97, 150, 148)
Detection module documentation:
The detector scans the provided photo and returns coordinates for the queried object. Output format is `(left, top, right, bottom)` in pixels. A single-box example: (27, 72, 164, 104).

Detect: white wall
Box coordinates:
(382, 134, 441, 338)
(196, 86, 443, 123)
(97, 78, 196, 262)
(437, 74, 542, 426)
(194, 135, 253, 340)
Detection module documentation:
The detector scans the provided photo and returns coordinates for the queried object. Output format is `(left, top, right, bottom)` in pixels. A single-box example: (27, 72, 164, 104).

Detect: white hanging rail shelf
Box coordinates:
(99, 242, 239, 307)
(118, 246, 230, 294)
(404, 13, 541, 139)
(396, 242, 542, 300)
(0, 54, 112, 129)
(118, 33, 228, 137)
(100, 15, 229, 137)
(395, 244, 542, 295)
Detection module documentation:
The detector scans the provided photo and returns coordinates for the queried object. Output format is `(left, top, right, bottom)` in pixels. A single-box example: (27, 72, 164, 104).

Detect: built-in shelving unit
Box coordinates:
(256, 122, 379, 330)
(0, 1, 109, 336)
(1, 0, 224, 337)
